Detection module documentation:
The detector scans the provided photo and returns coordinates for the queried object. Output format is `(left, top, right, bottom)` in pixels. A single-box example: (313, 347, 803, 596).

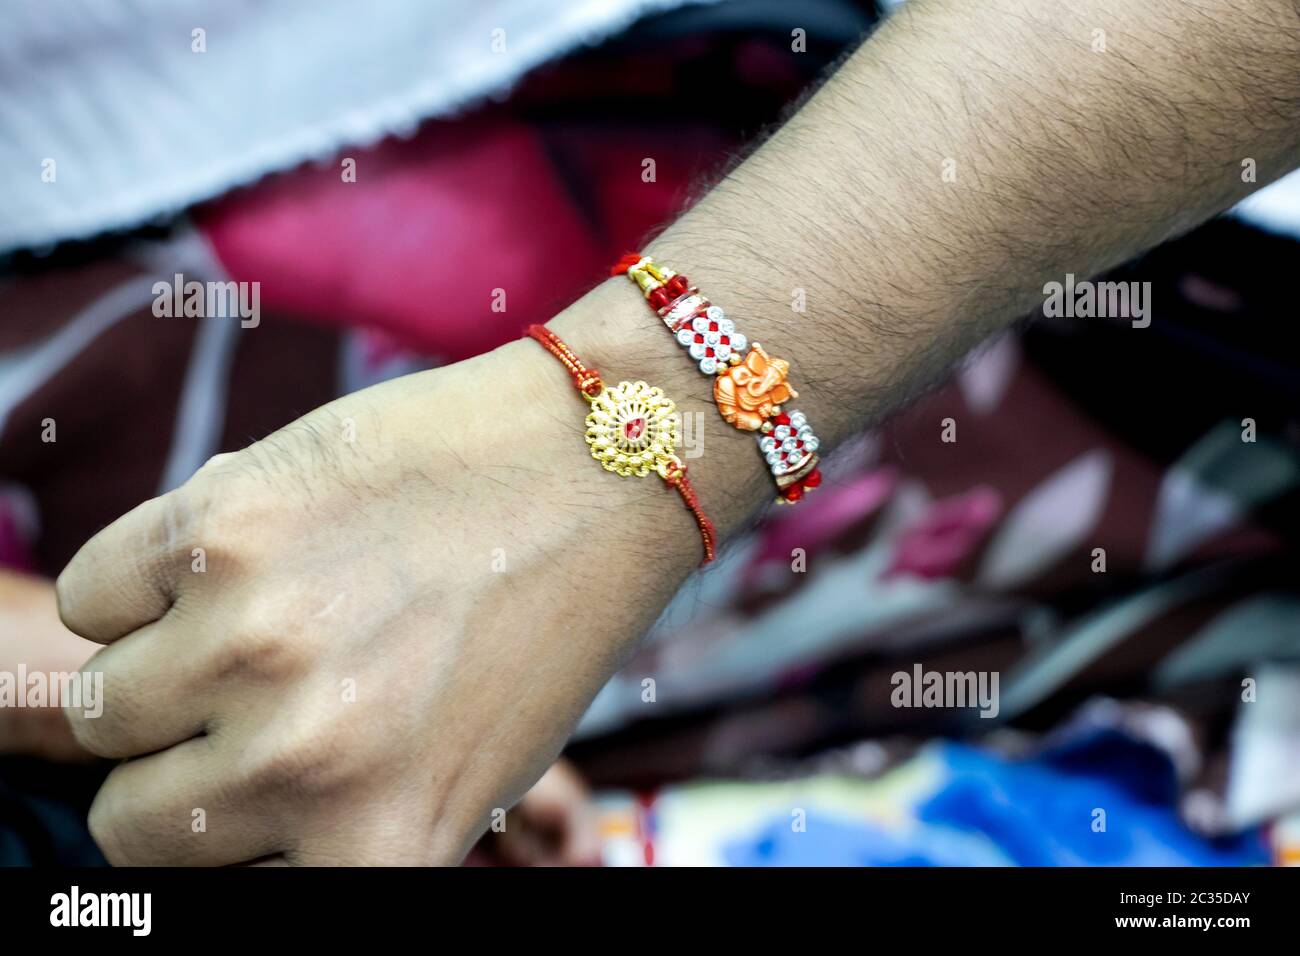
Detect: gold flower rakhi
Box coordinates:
(612, 254, 822, 503)
(525, 324, 717, 565)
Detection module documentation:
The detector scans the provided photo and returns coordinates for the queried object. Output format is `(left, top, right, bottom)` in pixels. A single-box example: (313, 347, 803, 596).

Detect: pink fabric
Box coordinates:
(744, 468, 899, 589)
(882, 486, 1003, 581)
(197, 118, 725, 362)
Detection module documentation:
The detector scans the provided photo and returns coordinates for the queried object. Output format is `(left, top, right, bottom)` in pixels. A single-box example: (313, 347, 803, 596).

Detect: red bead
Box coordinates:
(648, 287, 672, 310)
(774, 413, 791, 426)
(803, 469, 822, 489)
(694, 333, 704, 344)
(665, 275, 689, 297)
(705, 347, 715, 358)
(708, 321, 718, 332)
(782, 485, 804, 502)
(720, 335, 730, 345)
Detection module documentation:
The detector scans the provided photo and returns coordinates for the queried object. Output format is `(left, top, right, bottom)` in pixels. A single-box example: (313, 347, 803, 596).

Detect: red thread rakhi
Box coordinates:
(526, 325, 717, 565)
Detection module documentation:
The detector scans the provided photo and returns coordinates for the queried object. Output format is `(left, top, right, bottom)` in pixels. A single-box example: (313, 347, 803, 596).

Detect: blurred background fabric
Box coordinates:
(2, 0, 1299, 866)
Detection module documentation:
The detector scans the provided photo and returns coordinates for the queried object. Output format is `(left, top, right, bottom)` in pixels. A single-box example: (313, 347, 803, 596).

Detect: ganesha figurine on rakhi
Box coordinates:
(714, 343, 794, 430)
(613, 254, 823, 503)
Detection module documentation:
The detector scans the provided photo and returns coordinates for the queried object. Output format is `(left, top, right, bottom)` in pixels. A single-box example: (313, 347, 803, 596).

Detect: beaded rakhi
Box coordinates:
(612, 254, 823, 503)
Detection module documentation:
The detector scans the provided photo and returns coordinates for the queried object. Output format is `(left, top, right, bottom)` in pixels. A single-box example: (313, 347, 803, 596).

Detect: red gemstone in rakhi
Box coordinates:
(694, 333, 704, 344)
(648, 288, 672, 310)
(705, 347, 715, 358)
(782, 484, 804, 502)
(803, 469, 822, 489)
(774, 413, 791, 427)
(665, 275, 689, 297)
(624, 417, 647, 441)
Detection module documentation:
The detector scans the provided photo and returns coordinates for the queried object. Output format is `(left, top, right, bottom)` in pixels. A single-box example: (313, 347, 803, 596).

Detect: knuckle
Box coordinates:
(194, 451, 242, 479)
(212, 623, 309, 683)
(240, 719, 363, 798)
(211, 591, 314, 682)
(189, 521, 249, 576)
(185, 484, 264, 572)
(137, 498, 192, 588)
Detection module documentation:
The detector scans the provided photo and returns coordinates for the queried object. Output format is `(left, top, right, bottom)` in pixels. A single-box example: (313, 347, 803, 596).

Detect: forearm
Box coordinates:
(546, 0, 1300, 538)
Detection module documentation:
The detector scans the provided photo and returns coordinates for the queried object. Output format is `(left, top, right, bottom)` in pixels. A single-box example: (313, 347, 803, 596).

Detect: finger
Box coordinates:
(56, 493, 187, 644)
(88, 737, 286, 867)
(521, 761, 601, 866)
(520, 797, 602, 866)
(66, 621, 211, 759)
(494, 821, 549, 867)
(559, 802, 603, 866)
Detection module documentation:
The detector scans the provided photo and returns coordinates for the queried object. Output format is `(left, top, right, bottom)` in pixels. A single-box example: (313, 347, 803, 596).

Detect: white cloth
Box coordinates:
(0, 0, 713, 254)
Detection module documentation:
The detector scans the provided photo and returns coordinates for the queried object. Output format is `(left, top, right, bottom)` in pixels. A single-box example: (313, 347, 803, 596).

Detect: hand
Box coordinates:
(468, 758, 602, 866)
(56, 333, 700, 865)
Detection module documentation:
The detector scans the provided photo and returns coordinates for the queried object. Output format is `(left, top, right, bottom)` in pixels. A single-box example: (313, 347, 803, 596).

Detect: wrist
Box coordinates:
(548, 278, 774, 538)
(442, 329, 711, 578)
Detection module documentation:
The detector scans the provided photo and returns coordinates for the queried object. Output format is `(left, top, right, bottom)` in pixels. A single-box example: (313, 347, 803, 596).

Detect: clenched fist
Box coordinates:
(56, 330, 702, 865)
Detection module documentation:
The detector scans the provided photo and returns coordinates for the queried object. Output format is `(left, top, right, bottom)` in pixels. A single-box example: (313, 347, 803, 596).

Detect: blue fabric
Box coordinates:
(723, 735, 1269, 867)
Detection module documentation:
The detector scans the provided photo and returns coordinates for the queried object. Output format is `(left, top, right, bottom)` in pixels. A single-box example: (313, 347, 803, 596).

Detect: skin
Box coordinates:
(52, 0, 1300, 864)
(0, 569, 598, 864)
